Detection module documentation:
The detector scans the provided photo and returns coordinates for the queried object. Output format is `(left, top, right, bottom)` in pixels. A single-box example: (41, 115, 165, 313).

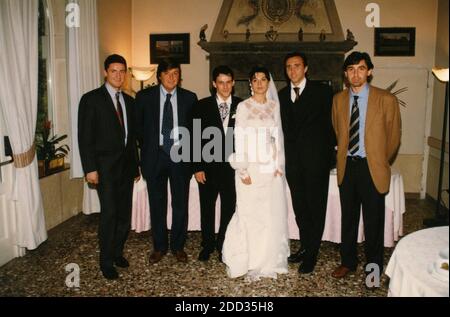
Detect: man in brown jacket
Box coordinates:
(331, 52, 401, 281)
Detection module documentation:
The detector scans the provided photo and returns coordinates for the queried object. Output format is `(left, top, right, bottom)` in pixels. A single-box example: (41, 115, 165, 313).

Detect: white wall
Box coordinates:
(131, 0, 222, 98)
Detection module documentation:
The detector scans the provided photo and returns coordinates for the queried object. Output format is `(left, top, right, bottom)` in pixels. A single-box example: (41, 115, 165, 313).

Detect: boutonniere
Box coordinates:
(230, 108, 237, 119)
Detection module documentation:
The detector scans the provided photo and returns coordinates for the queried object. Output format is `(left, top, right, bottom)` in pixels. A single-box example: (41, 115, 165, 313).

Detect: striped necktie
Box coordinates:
(293, 87, 300, 102)
(348, 95, 360, 155)
(115, 92, 125, 133)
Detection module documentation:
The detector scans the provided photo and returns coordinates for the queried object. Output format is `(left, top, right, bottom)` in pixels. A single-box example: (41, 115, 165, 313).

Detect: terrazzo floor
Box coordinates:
(0, 198, 439, 297)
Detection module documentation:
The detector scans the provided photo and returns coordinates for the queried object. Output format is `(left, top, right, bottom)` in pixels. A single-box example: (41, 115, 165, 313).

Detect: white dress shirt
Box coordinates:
(290, 78, 307, 103)
(216, 94, 232, 132)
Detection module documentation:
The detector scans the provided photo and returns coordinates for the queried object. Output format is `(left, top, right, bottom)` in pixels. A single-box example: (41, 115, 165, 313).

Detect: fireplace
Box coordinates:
(198, 0, 357, 98)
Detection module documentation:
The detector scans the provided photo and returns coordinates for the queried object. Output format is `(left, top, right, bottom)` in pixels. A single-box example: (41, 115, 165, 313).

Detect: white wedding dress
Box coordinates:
(222, 97, 290, 280)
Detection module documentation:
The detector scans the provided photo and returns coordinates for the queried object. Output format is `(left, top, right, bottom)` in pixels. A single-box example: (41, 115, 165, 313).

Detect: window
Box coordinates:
(36, 0, 53, 160)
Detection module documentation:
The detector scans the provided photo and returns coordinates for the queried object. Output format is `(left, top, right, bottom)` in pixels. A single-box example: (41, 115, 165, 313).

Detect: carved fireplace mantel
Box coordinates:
(198, 40, 357, 95)
(198, 0, 357, 97)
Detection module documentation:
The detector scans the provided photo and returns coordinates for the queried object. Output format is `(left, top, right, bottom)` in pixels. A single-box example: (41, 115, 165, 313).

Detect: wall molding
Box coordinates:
(428, 136, 449, 153)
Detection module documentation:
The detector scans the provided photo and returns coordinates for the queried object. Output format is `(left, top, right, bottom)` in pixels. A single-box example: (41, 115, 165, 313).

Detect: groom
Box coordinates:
(279, 52, 335, 273)
(192, 65, 242, 262)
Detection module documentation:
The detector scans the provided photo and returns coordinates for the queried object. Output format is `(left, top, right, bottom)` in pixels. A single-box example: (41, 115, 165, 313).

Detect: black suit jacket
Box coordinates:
(278, 81, 335, 175)
(191, 95, 242, 183)
(135, 85, 198, 180)
(78, 85, 139, 182)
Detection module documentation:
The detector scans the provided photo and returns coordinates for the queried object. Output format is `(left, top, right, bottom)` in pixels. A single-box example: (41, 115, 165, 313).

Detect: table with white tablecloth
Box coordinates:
(131, 169, 405, 247)
(385, 226, 449, 297)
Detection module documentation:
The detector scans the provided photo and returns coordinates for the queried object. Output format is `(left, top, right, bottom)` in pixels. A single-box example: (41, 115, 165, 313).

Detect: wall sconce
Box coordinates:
(424, 67, 449, 227)
(130, 66, 156, 90)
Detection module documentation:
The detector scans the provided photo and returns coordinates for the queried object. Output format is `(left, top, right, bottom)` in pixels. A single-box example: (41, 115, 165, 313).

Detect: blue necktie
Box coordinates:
(162, 93, 174, 154)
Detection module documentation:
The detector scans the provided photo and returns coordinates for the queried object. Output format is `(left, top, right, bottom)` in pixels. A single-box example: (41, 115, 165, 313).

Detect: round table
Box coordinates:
(385, 226, 449, 297)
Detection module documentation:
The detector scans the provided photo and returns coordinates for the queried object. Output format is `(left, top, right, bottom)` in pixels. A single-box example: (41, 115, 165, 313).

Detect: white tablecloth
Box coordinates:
(385, 226, 449, 297)
(131, 169, 405, 247)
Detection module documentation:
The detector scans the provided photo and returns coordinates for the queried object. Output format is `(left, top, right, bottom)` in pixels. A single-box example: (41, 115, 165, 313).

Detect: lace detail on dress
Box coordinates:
(244, 99, 277, 121)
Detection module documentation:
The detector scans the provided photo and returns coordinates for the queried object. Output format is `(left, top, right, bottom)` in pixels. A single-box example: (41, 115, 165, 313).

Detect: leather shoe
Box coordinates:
(174, 250, 188, 263)
(114, 256, 129, 268)
(298, 261, 315, 274)
(331, 265, 355, 278)
(288, 249, 306, 263)
(149, 251, 166, 264)
(198, 248, 212, 262)
(101, 267, 119, 280)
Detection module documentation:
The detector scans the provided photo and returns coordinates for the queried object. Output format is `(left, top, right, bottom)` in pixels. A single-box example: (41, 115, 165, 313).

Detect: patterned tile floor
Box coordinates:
(0, 199, 439, 297)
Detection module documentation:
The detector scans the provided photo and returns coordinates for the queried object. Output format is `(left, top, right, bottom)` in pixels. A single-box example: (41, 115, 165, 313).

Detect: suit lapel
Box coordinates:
(176, 87, 184, 127)
(154, 86, 161, 130)
(102, 85, 124, 134)
(227, 97, 239, 128)
(295, 82, 312, 123)
(341, 89, 350, 135)
(365, 85, 377, 133)
(209, 96, 222, 126)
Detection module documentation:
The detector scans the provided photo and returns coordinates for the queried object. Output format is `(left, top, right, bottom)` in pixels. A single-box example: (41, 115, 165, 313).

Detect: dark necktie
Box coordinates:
(218, 102, 229, 122)
(293, 87, 300, 102)
(115, 92, 125, 133)
(162, 93, 174, 154)
(348, 95, 360, 155)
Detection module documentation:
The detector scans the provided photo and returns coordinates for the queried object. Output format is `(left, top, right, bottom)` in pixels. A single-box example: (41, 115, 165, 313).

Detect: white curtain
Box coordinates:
(0, 0, 47, 249)
(66, 0, 101, 214)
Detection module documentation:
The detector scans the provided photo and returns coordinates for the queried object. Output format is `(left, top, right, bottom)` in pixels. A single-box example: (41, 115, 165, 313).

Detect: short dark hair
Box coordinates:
(248, 65, 271, 82)
(343, 51, 374, 71)
(212, 65, 234, 81)
(104, 54, 127, 71)
(157, 58, 181, 84)
(283, 52, 308, 68)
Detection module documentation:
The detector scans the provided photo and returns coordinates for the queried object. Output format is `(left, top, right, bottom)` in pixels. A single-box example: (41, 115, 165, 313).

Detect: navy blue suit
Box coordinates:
(135, 85, 197, 252)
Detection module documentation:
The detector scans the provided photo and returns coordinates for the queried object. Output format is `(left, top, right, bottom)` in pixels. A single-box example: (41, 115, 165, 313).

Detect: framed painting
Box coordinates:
(374, 27, 415, 56)
(150, 33, 190, 64)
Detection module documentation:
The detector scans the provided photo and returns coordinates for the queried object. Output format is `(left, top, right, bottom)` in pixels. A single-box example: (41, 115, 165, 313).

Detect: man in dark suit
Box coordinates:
(279, 52, 335, 274)
(192, 65, 242, 262)
(135, 59, 197, 264)
(78, 54, 140, 280)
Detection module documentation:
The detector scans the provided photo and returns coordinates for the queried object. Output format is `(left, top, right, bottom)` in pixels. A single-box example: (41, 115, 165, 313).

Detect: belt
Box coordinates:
(348, 155, 366, 161)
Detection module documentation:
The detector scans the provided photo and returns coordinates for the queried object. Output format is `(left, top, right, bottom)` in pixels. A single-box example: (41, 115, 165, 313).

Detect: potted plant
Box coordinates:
(36, 120, 70, 177)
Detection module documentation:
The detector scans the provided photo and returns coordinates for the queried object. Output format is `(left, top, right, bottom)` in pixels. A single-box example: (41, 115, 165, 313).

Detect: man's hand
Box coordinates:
(241, 176, 252, 185)
(274, 169, 283, 177)
(134, 175, 141, 182)
(194, 171, 206, 184)
(86, 171, 99, 185)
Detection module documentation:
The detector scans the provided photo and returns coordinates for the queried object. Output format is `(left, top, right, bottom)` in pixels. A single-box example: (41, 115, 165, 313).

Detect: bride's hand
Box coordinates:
(241, 176, 252, 185)
(274, 169, 283, 177)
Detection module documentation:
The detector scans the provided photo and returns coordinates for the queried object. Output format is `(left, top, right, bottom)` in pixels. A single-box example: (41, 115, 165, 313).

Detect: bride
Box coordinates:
(222, 66, 290, 280)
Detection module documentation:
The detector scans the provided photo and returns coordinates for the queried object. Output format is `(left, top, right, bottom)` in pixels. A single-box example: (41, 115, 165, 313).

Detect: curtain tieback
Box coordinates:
(13, 142, 36, 168)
